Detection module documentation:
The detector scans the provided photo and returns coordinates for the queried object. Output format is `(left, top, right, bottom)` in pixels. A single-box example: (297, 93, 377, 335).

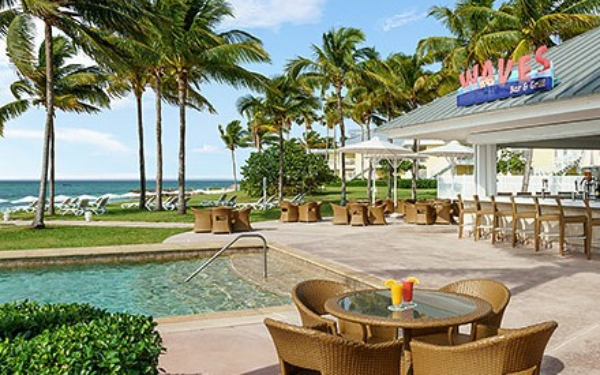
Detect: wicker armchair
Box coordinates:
(368, 205, 387, 225)
(291, 279, 397, 343)
(331, 203, 350, 225)
(280, 201, 299, 222)
(232, 206, 252, 232)
(414, 279, 511, 345)
(299, 202, 319, 222)
(211, 206, 233, 234)
(192, 208, 212, 233)
(349, 203, 369, 226)
(383, 198, 395, 214)
(265, 318, 404, 375)
(315, 201, 323, 221)
(411, 320, 557, 375)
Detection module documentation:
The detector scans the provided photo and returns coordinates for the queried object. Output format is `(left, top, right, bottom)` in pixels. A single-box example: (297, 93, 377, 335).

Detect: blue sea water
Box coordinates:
(0, 179, 232, 211)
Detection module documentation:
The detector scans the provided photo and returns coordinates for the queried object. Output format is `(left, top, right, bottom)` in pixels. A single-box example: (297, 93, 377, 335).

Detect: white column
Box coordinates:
(474, 144, 497, 197)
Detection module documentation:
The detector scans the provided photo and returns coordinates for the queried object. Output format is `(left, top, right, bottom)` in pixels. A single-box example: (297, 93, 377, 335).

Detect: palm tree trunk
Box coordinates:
(33, 22, 55, 229)
(521, 149, 533, 192)
(278, 125, 284, 203)
(48, 124, 55, 215)
(231, 149, 238, 191)
(336, 86, 347, 205)
(135, 91, 146, 211)
(411, 139, 419, 200)
(154, 71, 163, 211)
(177, 71, 187, 215)
(366, 120, 372, 202)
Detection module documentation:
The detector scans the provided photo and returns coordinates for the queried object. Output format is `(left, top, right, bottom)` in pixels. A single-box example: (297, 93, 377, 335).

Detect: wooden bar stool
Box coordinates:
(489, 196, 514, 244)
(583, 200, 598, 260)
(509, 196, 536, 247)
(457, 194, 477, 239)
(534, 198, 589, 256)
(474, 195, 495, 241)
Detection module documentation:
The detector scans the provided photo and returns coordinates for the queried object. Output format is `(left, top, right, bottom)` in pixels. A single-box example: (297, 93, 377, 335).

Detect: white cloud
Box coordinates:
(193, 143, 222, 154)
(4, 128, 130, 154)
(222, 0, 328, 30)
(382, 11, 427, 32)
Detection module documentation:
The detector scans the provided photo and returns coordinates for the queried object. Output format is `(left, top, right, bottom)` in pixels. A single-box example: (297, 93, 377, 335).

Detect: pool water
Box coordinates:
(0, 258, 290, 317)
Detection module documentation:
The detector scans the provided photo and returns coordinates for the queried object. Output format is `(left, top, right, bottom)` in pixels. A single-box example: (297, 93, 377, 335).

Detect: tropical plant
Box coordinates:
(240, 140, 334, 197)
(497, 149, 526, 175)
(0, 0, 149, 228)
(218, 120, 250, 191)
(160, 0, 269, 214)
(288, 27, 375, 205)
(0, 34, 110, 215)
(238, 75, 314, 202)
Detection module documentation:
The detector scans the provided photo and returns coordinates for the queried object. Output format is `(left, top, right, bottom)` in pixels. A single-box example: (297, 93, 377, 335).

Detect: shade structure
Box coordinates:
(580, 150, 600, 168)
(338, 137, 413, 205)
(422, 141, 474, 198)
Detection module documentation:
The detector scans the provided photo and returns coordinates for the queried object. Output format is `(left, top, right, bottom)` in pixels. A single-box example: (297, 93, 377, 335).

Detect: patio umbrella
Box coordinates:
(580, 150, 600, 169)
(423, 140, 474, 196)
(338, 137, 412, 206)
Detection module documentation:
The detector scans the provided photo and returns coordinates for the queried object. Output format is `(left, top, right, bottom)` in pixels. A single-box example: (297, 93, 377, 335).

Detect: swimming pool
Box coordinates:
(0, 257, 290, 317)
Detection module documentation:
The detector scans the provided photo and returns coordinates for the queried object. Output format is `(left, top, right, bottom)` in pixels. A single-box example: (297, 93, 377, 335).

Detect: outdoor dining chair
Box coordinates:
(299, 202, 319, 222)
(211, 206, 233, 234)
(232, 207, 253, 232)
(331, 203, 350, 225)
(368, 205, 387, 225)
(348, 203, 369, 226)
(192, 208, 212, 233)
(265, 318, 404, 375)
(411, 320, 557, 375)
(413, 278, 511, 346)
(280, 201, 299, 222)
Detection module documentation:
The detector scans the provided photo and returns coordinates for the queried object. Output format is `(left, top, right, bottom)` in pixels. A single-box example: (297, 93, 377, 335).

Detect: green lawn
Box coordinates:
(0, 225, 189, 251)
(4, 182, 436, 251)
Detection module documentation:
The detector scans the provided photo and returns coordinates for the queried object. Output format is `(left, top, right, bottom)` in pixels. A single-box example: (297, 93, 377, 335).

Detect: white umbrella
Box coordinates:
(580, 150, 600, 168)
(423, 141, 474, 197)
(11, 195, 37, 204)
(339, 137, 413, 206)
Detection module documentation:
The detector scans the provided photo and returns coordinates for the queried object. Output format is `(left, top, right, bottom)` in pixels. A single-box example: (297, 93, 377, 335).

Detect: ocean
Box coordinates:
(0, 179, 233, 211)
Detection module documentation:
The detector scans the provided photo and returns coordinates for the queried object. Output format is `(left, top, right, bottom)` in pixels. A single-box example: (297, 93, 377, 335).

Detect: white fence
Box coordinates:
(437, 175, 581, 199)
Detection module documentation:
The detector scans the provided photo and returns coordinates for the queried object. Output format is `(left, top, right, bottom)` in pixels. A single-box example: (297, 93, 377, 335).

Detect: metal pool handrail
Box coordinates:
(185, 233, 268, 282)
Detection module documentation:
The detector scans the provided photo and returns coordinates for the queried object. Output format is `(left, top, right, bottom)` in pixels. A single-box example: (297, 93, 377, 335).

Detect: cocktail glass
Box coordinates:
(401, 280, 417, 309)
(387, 284, 403, 311)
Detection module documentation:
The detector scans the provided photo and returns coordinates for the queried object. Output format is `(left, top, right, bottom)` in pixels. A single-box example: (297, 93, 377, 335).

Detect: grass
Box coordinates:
(0, 225, 189, 251)
(4, 182, 436, 251)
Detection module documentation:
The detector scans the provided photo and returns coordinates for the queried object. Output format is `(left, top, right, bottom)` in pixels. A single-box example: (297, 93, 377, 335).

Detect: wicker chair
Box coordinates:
(414, 279, 511, 345)
(315, 201, 323, 221)
(349, 203, 369, 226)
(433, 200, 454, 224)
(404, 202, 417, 224)
(291, 279, 397, 343)
(232, 206, 252, 232)
(411, 320, 557, 375)
(211, 206, 233, 234)
(192, 208, 212, 233)
(265, 318, 404, 375)
(299, 202, 319, 222)
(414, 203, 436, 225)
(280, 201, 299, 222)
(331, 203, 350, 225)
(383, 198, 395, 214)
(368, 205, 387, 225)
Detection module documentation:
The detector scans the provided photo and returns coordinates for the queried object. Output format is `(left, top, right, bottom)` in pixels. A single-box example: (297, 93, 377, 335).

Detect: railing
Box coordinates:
(185, 233, 268, 282)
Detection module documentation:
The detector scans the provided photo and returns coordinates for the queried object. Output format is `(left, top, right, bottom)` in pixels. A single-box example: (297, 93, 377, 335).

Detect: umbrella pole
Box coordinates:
(393, 159, 398, 209)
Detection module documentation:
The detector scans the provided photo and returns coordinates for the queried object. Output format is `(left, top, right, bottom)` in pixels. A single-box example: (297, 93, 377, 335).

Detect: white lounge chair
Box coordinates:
(161, 196, 179, 210)
(10, 199, 38, 213)
(200, 193, 227, 207)
(89, 196, 109, 215)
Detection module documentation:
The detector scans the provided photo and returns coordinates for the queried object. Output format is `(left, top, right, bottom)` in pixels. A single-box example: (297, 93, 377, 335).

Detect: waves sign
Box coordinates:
(457, 45, 555, 107)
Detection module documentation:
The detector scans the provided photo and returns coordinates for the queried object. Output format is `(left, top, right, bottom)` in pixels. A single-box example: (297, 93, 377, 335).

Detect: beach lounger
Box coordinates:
(89, 196, 109, 215)
(10, 199, 38, 213)
(200, 193, 227, 207)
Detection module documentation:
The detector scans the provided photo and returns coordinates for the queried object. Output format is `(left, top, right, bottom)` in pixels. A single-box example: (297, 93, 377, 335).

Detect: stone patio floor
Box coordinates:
(159, 218, 600, 375)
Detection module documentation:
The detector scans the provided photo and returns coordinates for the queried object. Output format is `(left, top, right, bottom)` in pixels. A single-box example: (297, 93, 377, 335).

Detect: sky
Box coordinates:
(0, 0, 454, 181)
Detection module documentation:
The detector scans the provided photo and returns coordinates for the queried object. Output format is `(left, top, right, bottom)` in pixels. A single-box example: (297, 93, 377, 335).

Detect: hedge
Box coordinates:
(0, 301, 163, 374)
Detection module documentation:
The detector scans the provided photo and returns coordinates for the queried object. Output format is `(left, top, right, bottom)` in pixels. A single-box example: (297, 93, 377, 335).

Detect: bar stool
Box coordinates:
(583, 200, 599, 260)
(534, 198, 589, 256)
(489, 196, 514, 244)
(457, 194, 477, 239)
(474, 195, 495, 241)
(509, 196, 536, 247)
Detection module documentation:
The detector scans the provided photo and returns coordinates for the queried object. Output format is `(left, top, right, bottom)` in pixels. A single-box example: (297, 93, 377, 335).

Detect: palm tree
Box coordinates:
(0, 33, 110, 215)
(288, 27, 374, 205)
(238, 76, 307, 202)
(0, 0, 149, 228)
(218, 120, 249, 191)
(161, 0, 269, 214)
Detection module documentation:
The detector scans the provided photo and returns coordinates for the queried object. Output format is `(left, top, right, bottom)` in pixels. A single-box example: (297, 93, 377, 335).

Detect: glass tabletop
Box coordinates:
(325, 289, 492, 329)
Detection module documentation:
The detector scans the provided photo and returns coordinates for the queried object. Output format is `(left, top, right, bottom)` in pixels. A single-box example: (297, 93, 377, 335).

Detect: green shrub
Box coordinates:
(241, 140, 334, 197)
(399, 179, 437, 189)
(0, 301, 163, 374)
